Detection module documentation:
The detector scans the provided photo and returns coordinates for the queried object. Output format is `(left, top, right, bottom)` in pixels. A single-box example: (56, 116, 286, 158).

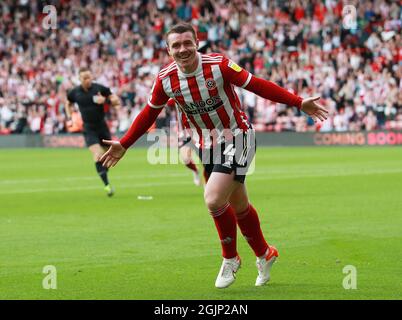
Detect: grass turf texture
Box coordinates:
(0, 146, 401, 300)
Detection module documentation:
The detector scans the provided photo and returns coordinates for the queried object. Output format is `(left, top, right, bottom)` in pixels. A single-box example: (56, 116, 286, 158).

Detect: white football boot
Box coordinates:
(255, 245, 279, 286)
(215, 255, 241, 289)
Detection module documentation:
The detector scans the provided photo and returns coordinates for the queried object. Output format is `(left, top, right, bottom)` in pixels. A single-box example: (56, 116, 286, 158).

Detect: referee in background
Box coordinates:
(65, 67, 121, 197)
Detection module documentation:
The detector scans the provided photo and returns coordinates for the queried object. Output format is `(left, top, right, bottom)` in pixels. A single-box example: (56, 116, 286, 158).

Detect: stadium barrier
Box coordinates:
(1, 131, 402, 148)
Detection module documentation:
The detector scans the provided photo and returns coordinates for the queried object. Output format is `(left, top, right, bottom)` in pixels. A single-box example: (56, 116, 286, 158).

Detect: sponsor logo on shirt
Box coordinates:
(180, 96, 224, 115)
(228, 60, 242, 72)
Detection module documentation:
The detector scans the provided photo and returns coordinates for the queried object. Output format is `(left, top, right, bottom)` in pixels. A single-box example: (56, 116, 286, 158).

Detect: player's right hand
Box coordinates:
(99, 139, 126, 168)
(66, 120, 73, 128)
(301, 96, 329, 122)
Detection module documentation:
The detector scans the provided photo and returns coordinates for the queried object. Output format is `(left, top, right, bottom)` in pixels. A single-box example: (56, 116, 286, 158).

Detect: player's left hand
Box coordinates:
(301, 96, 329, 122)
(99, 140, 126, 168)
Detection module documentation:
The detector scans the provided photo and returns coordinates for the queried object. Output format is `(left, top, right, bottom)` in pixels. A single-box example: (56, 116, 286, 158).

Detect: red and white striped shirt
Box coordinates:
(148, 53, 253, 148)
(119, 53, 303, 150)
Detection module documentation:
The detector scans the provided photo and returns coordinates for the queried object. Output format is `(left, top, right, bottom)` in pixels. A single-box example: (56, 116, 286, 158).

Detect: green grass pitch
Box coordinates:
(0, 146, 401, 300)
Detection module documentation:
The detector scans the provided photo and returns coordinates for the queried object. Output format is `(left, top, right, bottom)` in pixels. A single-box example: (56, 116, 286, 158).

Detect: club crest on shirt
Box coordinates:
(205, 78, 217, 90)
(228, 60, 242, 72)
(173, 89, 182, 97)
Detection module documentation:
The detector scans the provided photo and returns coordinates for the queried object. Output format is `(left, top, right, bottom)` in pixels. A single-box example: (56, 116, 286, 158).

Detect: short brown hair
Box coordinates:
(78, 67, 91, 74)
(166, 22, 196, 44)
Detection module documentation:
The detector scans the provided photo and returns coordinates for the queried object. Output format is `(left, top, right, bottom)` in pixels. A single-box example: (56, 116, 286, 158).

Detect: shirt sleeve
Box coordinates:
(98, 84, 112, 97)
(119, 104, 163, 149)
(219, 55, 252, 88)
(244, 75, 303, 110)
(148, 76, 170, 109)
(166, 98, 176, 109)
(67, 89, 75, 103)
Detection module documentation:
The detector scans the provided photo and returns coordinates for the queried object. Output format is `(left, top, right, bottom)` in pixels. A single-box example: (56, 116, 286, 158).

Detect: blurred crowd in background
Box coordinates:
(0, 0, 401, 135)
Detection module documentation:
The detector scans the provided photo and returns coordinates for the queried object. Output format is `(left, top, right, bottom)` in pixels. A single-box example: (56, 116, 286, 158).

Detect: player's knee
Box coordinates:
(204, 190, 226, 212)
(180, 152, 191, 164)
(230, 195, 249, 214)
(181, 157, 190, 165)
(232, 202, 249, 215)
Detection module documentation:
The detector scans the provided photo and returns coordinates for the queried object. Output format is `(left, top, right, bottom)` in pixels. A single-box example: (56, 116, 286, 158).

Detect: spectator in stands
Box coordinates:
(0, 0, 400, 135)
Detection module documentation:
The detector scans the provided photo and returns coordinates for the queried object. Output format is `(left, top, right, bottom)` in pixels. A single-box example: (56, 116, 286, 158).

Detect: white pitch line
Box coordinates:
(1, 165, 401, 186)
(0, 172, 190, 185)
(1, 168, 401, 195)
(255, 167, 402, 178)
(0, 180, 194, 195)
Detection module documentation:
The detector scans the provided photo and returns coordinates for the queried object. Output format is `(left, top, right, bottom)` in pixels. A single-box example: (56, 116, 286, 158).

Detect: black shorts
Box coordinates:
(83, 123, 111, 148)
(199, 130, 256, 184)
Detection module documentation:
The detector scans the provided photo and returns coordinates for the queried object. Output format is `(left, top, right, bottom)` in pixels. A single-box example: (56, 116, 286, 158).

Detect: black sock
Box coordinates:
(95, 161, 109, 186)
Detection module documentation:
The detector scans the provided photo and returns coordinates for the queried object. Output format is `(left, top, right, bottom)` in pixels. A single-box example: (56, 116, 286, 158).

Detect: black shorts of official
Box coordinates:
(83, 122, 111, 148)
(198, 130, 256, 184)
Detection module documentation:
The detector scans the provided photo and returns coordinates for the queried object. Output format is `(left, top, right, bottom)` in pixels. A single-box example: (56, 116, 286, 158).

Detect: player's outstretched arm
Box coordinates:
(100, 104, 163, 168)
(244, 75, 328, 122)
(100, 140, 126, 168)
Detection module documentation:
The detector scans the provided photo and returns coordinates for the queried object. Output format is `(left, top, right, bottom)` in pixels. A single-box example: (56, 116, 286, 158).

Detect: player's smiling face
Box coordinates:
(167, 31, 199, 73)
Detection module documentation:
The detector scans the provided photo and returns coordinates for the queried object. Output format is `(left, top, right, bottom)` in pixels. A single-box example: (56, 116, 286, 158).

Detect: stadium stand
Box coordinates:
(0, 0, 400, 135)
